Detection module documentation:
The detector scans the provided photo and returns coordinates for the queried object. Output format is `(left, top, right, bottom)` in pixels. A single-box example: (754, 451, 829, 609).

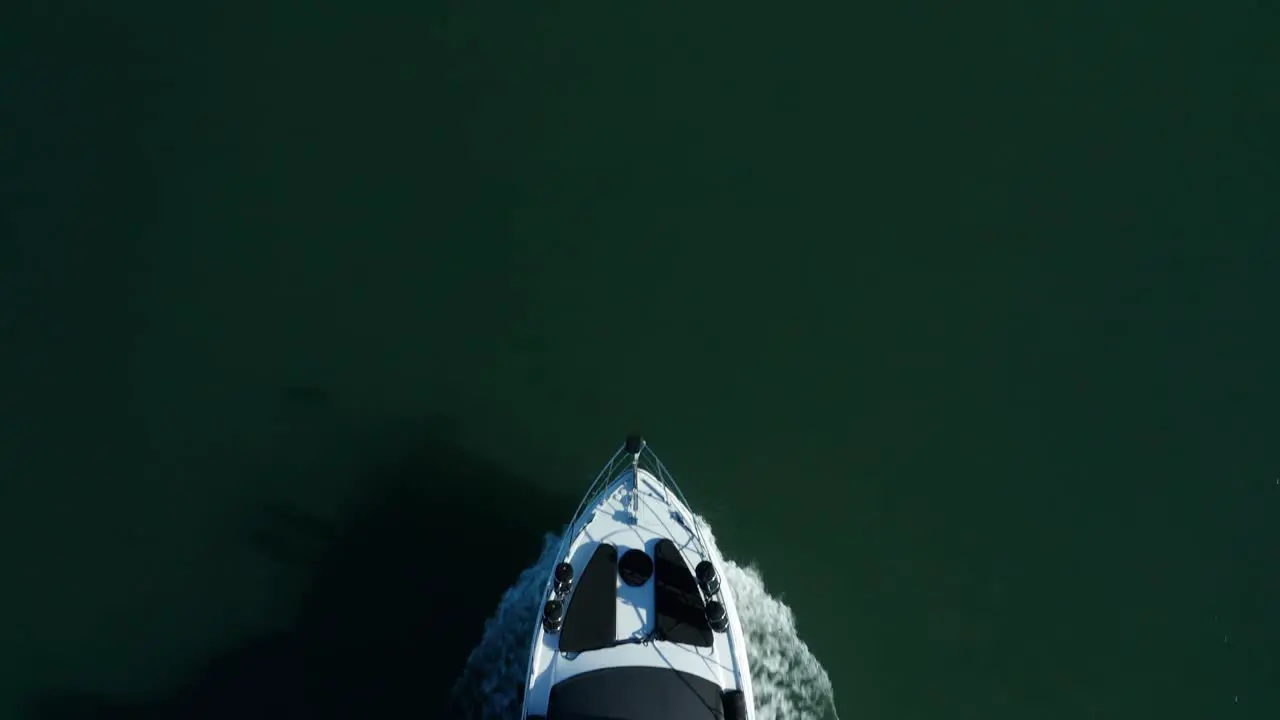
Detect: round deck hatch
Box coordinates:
(618, 548, 654, 587)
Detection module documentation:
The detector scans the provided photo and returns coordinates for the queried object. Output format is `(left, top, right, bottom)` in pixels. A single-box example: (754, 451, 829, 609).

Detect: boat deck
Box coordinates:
(522, 468, 750, 718)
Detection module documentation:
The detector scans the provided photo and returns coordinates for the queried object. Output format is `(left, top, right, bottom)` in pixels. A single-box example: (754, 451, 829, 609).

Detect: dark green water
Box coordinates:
(2, 1, 1276, 718)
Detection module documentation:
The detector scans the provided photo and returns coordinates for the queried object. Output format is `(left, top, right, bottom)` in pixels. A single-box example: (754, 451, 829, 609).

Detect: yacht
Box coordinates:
(520, 436, 754, 720)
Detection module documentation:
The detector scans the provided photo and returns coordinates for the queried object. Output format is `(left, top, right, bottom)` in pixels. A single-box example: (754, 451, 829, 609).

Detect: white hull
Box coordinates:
(521, 438, 755, 720)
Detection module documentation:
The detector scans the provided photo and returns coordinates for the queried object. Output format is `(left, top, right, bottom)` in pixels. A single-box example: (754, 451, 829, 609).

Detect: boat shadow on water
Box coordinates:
(25, 413, 573, 720)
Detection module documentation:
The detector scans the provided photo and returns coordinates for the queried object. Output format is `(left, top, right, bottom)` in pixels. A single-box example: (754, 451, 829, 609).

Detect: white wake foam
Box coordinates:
(451, 516, 840, 720)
